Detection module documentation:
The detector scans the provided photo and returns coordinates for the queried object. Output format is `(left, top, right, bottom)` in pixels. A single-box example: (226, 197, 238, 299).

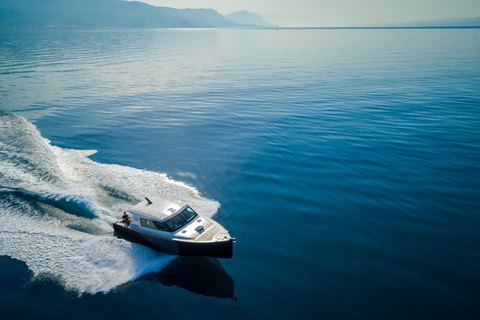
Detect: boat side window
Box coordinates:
(153, 220, 170, 232)
(141, 218, 170, 232)
(140, 218, 158, 230)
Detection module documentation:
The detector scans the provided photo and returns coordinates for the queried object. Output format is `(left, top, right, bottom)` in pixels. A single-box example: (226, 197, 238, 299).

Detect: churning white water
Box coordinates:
(0, 114, 220, 294)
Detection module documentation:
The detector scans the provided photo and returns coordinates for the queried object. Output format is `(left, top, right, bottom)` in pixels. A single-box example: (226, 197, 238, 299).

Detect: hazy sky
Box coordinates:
(137, 0, 480, 27)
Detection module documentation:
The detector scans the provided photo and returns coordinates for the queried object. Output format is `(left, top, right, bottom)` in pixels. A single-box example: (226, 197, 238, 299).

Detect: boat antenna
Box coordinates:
(145, 197, 152, 204)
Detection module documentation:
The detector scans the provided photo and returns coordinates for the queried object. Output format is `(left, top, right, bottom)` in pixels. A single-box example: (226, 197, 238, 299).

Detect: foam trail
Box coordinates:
(0, 114, 220, 294)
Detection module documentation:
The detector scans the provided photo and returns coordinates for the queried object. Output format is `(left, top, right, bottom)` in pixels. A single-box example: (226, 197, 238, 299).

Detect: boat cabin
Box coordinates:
(127, 197, 198, 234)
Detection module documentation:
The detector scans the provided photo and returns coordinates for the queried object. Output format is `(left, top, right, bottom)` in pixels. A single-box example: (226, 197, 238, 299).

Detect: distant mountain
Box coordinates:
(0, 0, 243, 28)
(225, 10, 276, 28)
(375, 16, 480, 28)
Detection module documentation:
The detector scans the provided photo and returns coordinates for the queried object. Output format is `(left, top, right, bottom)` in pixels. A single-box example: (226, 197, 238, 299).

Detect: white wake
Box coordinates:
(0, 114, 220, 294)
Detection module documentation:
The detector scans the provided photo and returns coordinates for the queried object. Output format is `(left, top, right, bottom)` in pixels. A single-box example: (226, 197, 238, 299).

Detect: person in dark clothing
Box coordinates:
(122, 212, 131, 226)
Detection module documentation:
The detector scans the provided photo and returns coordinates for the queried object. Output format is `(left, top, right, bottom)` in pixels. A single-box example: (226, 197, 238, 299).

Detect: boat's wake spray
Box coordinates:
(0, 114, 220, 294)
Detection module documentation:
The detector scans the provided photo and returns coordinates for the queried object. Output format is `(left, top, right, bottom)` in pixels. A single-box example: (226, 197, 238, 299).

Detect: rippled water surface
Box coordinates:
(1, 28, 480, 319)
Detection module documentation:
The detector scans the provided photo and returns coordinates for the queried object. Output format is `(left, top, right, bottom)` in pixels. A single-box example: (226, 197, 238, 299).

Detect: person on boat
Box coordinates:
(122, 212, 131, 226)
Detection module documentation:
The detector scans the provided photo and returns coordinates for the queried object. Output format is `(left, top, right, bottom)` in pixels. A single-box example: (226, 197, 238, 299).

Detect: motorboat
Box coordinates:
(113, 197, 235, 258)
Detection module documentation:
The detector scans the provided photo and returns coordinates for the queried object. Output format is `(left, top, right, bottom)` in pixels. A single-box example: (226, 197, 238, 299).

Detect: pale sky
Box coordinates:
(136, 0, 480, 27)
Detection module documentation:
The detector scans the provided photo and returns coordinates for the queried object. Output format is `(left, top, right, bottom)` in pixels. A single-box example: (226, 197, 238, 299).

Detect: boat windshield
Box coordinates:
(165, 206, 198, 232)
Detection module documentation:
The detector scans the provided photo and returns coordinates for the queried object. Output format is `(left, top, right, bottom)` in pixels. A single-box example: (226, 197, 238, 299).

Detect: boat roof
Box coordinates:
(128, 196, 187, 221)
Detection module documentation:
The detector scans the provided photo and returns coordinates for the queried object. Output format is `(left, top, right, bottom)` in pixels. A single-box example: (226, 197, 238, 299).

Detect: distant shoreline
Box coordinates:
(276, 26, 480, 30)
(1, 26, 480, 31)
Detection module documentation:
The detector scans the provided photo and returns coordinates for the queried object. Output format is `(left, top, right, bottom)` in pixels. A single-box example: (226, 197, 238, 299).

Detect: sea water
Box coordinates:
(1, 28, 480, 319)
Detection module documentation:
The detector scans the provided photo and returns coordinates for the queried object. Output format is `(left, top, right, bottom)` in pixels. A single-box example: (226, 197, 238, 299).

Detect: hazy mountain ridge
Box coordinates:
(1, 0, 477, 29)
(225, 10, 276, 28)
(0, 0, 242, 28)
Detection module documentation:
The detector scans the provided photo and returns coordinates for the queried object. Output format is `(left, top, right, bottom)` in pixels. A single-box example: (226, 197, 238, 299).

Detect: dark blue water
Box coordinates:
(1, 28, 480, 319)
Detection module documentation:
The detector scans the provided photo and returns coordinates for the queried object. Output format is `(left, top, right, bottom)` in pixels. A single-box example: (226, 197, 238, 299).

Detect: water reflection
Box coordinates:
(144, 256, 236, 300)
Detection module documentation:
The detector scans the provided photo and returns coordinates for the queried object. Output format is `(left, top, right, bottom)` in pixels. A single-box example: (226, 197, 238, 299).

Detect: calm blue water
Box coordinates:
(1, 28, 480, 319)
